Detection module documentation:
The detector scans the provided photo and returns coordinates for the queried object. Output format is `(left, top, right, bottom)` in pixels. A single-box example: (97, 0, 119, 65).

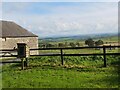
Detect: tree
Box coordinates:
(58, 43, 65, 48)
(39, 43, 46, 48)
(85, 38, 94, 47)
(69, 42, 76, 47)
(64, 42, 68, 47)
(95, 40, 104, 46)
(76, 42, 80, 47)
(46, 43, 54, 48)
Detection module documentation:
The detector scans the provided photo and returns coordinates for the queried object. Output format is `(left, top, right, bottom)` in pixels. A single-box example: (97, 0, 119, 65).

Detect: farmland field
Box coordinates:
(2, 55, 120, 88)
(1, 35, 120, 88)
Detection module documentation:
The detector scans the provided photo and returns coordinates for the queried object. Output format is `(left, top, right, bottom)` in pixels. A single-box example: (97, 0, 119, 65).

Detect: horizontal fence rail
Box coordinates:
(30, 46, 120, 50)
(1, 55, 18, 57)
(30, 45, 120, 67)
(0, 49, 17, 51)
(1, 61, 21, 64)
(1, 46, 120, 57)
(0, 45, 120, 68)
(0, 49, 17, 57)
(30, 53, 120, 57)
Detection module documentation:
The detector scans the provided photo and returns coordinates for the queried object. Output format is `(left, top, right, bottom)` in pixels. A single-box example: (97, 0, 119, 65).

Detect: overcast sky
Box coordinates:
(1, 1, 118, 38)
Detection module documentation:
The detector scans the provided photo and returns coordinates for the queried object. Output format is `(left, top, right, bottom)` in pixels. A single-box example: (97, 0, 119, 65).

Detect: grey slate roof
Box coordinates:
(0, 21, 38, 37)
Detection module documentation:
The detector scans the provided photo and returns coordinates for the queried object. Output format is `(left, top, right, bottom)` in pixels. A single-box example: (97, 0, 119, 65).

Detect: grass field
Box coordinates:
(39, 36, 118, 47)
(1, 35, 119, 88)
(98, 36, 118, 42)
(37, 48, 119, 54)
(2, 55, 120, 88)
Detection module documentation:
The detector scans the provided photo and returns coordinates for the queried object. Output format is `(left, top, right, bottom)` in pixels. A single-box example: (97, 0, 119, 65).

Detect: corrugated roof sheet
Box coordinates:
(0, 21, 38, 37)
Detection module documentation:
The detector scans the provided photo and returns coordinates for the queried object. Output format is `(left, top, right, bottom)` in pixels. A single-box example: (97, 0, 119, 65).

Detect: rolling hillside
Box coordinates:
(39, 33, 118, 45)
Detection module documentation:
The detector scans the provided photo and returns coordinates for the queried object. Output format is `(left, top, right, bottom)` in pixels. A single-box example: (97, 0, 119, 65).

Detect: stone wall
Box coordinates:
(1, 37, 38, 55)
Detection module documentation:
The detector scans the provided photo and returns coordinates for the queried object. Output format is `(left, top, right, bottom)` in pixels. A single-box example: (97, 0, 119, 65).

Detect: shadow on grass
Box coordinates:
(23, 63, 106, 73)
(97, 66, 119, 88)
(97, 56, 120, 88)
(3, 55, 120, 74)
(3, 60, 113, 72)
(112, 56, 120, 88)
(2, 58, 119, 88)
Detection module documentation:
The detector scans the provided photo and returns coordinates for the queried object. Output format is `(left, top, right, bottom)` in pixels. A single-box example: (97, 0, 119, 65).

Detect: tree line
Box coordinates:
(39, 38, 104, 48)
(85, 38, 104, 47)
(39, 42, 82, 48)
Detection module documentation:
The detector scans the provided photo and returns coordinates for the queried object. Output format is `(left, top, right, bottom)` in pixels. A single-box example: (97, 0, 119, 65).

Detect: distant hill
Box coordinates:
(39, 33, 118, 42)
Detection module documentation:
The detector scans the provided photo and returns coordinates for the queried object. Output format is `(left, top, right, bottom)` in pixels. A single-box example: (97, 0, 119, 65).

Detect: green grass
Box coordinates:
(39, 36, 118, 47)
(0, 57, 17, 61)
(37, 48, 119, 54)
(1, 35, 119, 88)
(2, 65, 119, 88)
(99, 36, 118, 42)
(2, 55, 120, 88)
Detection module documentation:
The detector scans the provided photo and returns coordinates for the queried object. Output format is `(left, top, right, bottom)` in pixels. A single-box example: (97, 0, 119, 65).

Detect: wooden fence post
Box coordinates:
(60, 49, 64, 65)
(21, 58, 24, 70)
(103, 46, 107, 67)
(24, 58, 29, 67)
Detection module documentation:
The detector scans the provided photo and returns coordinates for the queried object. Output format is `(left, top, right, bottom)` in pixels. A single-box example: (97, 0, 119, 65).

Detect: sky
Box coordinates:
(1, 1, 119, 38)
(2, 0, 120, 2)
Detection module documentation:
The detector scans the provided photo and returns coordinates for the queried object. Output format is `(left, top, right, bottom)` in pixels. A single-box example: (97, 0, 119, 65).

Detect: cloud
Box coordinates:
(2, 0, 120, 2)
(0, 3, 2, 20)
(2, 2, 118, 38)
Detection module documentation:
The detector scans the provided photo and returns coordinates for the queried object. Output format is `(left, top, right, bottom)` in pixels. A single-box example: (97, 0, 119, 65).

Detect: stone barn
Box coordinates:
(0, 20, 38, 55)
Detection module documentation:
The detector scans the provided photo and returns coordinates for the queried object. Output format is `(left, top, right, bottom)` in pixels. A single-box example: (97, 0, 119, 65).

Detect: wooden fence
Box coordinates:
(30, 46, 120, 67)
(0, 45, 120, 69)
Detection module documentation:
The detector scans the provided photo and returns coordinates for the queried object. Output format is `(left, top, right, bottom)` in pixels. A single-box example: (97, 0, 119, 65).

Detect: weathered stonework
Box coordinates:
(1, 37, 38, 55)
(0, 21, 39, 56)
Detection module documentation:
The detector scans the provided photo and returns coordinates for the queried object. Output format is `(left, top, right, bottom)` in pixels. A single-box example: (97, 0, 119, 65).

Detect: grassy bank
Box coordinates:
(2, 56, 120, 88)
